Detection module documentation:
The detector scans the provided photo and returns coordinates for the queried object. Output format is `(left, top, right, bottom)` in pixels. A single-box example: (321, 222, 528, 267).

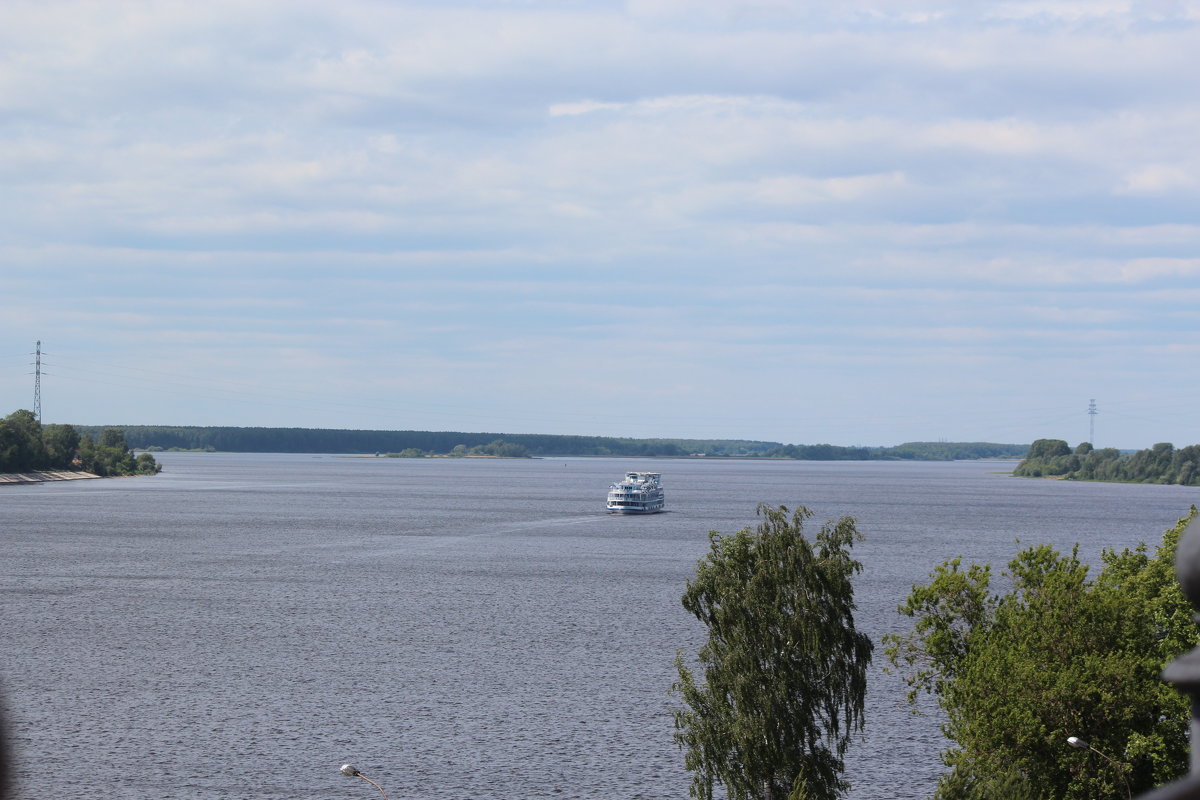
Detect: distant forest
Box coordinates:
(73, 425, 1029, 461)
(764, 441, 1028, 461)
(1015, 438, 1200, 485)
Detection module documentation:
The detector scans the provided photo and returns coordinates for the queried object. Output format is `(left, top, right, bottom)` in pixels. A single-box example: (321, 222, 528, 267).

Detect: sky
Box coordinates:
(2, 0, 1199, 449)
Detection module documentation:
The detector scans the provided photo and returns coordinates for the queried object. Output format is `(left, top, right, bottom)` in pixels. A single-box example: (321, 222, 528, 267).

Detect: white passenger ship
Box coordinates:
(606, 472, 665, 514)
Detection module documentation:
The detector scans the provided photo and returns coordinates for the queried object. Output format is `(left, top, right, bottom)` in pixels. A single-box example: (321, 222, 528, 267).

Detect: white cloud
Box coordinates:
(548, 100, 626, 117)
(1118, 163, 1199, 195)
(2, 0, 1199, 445)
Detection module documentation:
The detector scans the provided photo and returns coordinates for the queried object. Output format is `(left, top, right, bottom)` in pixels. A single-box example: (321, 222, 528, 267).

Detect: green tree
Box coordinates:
(0, 409, 47, 471)
(1014, 438, 1078, 478)
(42, 423, 81, 469)
(134, 452, 161, 475)
(78, 434, 127, 476)
(386, 448, 426, 458)
(0, 420, 20, 472)
(77, 428, 159, 476)
(885, 509, 1199, 800)
(672, 504, 873, 800)
(1028, 438, 1071, 460)
(468, 439, 529, 458)
(100, 427, 126, 448)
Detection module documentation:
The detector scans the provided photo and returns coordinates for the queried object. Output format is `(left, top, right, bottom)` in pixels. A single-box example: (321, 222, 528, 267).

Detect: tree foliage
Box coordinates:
(0, 410, 158, 476)
(0, 409, 48, 471)
(885, 508, 1199, 800)
(672, 504, 873, 800)
(78, 430, 161, 476)
(442, 439, 530, 458)
(42, 423, 81, 468)
(1016, 438, 1200, 485)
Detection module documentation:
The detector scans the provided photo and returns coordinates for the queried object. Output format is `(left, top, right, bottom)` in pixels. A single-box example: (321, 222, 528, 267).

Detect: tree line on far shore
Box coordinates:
(1015, 438, 1200, 485)
(76, 425, 761, 457)
(0, 409, 160, 476)
(764, 441, 1028, 460)
(384, 439, 530, 458)
(71, 424, 1029, 461)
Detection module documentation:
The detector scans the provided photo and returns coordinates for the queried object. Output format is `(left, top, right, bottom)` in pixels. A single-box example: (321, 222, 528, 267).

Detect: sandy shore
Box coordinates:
(0, 470, 102, 485)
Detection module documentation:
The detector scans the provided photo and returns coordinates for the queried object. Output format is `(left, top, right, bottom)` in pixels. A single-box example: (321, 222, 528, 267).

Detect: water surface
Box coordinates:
(2, 454, 1195, 799)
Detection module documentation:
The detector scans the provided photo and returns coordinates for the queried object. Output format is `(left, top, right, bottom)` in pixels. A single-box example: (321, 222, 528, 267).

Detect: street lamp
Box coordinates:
(1067, 736, 1131, 800)
(339, 764, 390, 800)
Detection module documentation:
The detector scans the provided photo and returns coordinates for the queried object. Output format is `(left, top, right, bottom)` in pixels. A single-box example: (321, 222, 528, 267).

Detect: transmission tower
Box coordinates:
(1088, 398, 1097, 446)
(33, 341, 42, 421)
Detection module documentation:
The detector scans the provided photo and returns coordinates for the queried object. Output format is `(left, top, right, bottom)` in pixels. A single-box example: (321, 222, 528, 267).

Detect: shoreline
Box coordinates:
(0, 470, 103, 485)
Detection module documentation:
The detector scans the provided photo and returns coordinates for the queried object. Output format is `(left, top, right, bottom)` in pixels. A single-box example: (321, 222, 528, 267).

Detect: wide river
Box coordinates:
(2, 453, 1197, 799)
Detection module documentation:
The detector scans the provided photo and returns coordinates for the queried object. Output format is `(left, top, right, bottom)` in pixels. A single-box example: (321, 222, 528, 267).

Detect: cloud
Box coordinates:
(548, 100, 626, 117)
(1119, 163, 1200, 195)
(2, 0, 1199, 445)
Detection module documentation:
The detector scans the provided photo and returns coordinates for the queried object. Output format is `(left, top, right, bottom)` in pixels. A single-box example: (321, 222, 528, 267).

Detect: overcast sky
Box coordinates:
(2, 0, 1199, 448)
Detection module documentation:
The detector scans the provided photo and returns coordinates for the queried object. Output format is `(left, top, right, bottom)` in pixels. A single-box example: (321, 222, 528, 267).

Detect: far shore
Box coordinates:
(0, 470, 102, 485)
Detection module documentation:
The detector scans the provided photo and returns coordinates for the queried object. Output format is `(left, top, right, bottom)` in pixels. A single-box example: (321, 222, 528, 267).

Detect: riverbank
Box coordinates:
(0, 470, 102, 485)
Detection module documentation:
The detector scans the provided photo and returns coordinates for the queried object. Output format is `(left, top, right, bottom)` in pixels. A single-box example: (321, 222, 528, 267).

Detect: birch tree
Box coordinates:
(672, 504, 872, 800)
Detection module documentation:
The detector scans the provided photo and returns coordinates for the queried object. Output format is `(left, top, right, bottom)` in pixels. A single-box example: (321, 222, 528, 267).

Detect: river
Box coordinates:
(1, 453, 1195, 799)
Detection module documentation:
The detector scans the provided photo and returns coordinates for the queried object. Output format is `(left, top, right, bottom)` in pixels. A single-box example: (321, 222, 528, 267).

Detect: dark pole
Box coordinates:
(1125, 515, 1200, 799)
(1068, 735, 1132, 800)
(1163, 516, 1200, 775)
